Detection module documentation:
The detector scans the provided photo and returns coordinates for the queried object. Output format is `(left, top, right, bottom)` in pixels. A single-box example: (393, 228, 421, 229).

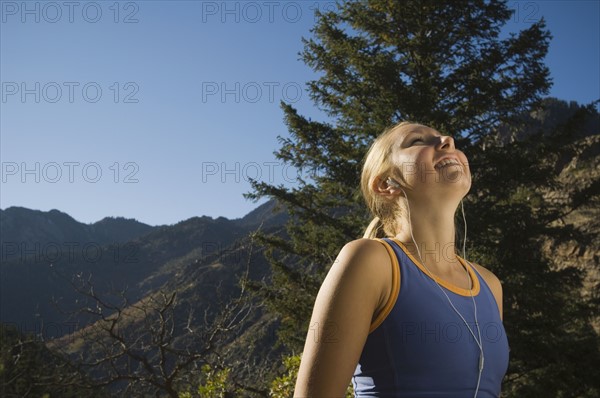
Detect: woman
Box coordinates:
(294, 121, 509, 397)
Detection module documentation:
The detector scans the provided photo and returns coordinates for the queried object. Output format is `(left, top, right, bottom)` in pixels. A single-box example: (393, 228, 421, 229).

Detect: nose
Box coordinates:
(436, 135, 455, 151)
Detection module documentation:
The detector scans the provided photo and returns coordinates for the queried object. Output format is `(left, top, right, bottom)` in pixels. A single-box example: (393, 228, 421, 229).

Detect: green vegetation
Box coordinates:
(179, 364, 233, 398)
(0, 324, 106, 398)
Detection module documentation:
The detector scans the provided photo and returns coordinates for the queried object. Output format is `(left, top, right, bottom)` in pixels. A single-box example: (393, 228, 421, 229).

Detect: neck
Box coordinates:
(394, 196, 462, 269)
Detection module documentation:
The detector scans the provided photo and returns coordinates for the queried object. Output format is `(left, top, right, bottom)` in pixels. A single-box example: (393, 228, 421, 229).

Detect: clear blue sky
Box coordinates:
(1, 0, 598, 227)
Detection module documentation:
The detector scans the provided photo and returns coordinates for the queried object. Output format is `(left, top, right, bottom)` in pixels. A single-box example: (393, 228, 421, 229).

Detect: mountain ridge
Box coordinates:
(0, 199, 288, 341)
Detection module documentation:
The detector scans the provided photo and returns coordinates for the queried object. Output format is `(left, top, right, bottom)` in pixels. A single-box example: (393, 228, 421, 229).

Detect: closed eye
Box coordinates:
(410, 137, 424, 145)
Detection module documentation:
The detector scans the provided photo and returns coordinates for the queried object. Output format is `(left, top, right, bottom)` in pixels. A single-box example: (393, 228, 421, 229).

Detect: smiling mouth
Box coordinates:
(435, 158, 461, 169)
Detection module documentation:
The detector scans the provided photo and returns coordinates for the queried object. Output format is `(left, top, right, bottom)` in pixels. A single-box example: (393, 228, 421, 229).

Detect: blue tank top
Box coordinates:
(352, 237, 510, 397)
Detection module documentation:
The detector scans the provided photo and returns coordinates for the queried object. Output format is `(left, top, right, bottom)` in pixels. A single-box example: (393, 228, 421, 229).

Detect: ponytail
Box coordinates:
(363, 217, 383, 239)
(364, 216, 395, 239)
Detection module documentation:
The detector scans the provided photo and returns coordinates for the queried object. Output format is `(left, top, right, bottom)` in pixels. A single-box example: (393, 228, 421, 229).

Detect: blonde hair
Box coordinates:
(361, 121, 417, 239)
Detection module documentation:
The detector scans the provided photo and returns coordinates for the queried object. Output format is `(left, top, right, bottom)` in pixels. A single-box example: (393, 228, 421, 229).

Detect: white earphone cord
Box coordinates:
(403, 189, 484, 398)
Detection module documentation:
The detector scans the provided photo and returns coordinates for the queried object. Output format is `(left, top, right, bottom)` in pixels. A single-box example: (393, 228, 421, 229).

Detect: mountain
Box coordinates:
(87, 215, 157, 245)
(496, 97, 599, 144)
(236, 198, 289, 228)
(0, 207, 154, 252)
(0, 200, 288, 340)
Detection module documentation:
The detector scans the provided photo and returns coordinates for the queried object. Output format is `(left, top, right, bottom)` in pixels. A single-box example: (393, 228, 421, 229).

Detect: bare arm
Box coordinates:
(294, 238, 392, 397)
(473, 263, 503, 320)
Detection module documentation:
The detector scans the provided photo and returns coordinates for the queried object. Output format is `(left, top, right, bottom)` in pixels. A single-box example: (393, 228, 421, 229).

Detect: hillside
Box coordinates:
(0, 200, 287, 341)
(43, 200, 289, 395)
(519, 100, 599, 318)
(0, 207, 154, 257)
(543, 133, 600, 325)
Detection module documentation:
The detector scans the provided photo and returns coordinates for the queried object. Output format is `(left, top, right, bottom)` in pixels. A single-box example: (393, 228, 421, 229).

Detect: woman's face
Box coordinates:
(390, 123, 471, 196)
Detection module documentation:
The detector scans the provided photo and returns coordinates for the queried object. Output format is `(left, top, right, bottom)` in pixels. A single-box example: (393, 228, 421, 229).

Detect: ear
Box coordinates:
(372, 176, 402, 198)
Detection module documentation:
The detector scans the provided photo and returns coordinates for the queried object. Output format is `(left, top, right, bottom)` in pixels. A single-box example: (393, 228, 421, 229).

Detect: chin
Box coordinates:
(435, 175, 471, 196)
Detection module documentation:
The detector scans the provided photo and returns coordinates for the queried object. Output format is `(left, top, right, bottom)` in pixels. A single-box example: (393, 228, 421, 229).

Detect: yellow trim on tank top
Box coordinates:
(390, 237, 481, 297)
(368, 238, 400, 333)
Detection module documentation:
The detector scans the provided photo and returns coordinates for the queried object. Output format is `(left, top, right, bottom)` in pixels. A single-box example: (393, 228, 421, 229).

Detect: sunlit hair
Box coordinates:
(361, 121, 417, 239)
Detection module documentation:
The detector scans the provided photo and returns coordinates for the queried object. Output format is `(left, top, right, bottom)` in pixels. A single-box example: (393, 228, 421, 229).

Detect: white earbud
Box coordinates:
(386, 177, 401, 188)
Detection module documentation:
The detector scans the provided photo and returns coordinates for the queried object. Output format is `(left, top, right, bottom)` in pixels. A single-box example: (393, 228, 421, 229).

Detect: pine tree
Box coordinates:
(0, 324, 107, 397)
(245, 0, 599, 395)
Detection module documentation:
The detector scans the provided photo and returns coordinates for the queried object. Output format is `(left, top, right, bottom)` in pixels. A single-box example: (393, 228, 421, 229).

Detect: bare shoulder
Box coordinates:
(470, 262, 503, 319)
(333, 238, 393, 311)
(339, 238, 391, 261)
(471, 262, 502, 291)
(334, 238, 392, 280)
